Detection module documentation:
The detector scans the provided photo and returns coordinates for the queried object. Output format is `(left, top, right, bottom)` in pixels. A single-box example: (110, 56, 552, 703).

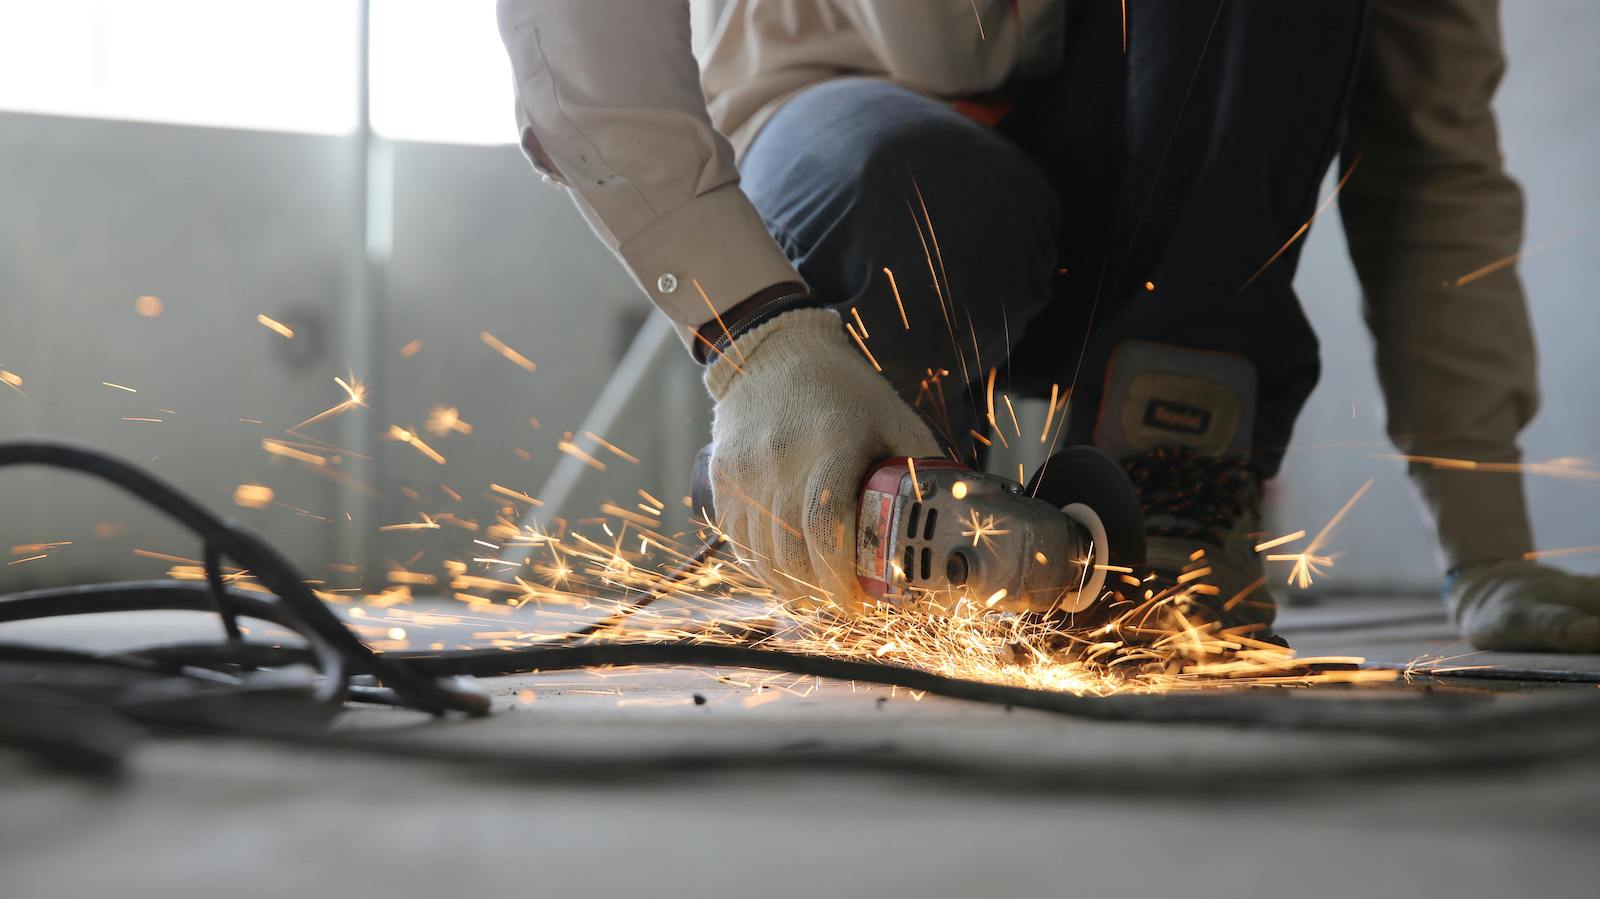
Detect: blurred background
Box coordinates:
(1, 0, 1596, 596)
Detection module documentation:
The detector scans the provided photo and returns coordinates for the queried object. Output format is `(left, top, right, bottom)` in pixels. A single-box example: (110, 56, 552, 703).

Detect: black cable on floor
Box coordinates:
(5, 583, 1597, 741)
(3, 438, 1599, 781)
(387, 643, 1600, 737)
(0, 439, 486, 716)
(9, 576, 1599, 733)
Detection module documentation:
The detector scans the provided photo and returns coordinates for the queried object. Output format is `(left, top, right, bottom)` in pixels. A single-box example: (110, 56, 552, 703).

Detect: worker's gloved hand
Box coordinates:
(1445, 560, 1600, 653)
(705, 308, 940, 611)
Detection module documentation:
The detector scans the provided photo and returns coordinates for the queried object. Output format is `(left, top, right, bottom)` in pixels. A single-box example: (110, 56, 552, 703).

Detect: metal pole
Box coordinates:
(338, 0, 384, 582)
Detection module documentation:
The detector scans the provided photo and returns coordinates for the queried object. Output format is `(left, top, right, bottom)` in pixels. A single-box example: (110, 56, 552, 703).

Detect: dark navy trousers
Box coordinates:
(739, 0, 1366, 476)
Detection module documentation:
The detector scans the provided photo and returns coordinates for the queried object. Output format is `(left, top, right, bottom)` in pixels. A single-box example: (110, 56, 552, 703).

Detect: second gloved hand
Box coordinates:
(1446, 559, 1600, 653)
(705, 308, 941, 612)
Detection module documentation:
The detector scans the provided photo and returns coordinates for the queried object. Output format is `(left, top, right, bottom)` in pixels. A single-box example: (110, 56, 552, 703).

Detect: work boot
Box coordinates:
(1090, 341, 1282, 645)
(1120, 445, 1280, 643)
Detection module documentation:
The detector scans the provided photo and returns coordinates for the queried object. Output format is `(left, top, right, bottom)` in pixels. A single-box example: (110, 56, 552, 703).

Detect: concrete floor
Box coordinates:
(3, 594, 1598, 898)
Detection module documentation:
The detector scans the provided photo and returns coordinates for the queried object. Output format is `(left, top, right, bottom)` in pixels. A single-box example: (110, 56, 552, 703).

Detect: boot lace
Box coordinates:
(1119, 445, 1257, 548)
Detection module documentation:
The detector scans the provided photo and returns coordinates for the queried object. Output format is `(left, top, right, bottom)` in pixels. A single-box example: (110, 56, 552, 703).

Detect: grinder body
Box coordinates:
(692, 445, 1145, 616)
(855, 459, 1111, 614)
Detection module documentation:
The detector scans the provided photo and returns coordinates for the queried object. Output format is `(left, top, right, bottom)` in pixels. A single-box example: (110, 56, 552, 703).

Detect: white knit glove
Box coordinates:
(705, 308, 941, 611)
(1446, 560, 1600, 653)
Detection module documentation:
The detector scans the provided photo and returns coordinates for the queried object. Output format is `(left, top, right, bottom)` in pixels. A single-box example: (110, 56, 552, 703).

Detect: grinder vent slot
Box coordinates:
(903, 546, 915, 581)
(919, 547, 932, 581)
(905, 502, 922, 540)
(923, 508, 938, 540)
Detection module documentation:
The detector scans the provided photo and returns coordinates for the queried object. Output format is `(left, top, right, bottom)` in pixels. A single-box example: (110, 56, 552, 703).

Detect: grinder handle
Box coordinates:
(690, 446, 941, 524)
(689, 445, 932, 525)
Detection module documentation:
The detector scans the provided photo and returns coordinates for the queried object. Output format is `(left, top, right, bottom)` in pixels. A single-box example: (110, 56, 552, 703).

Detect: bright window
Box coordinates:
(0, 0, 725, 143)
(0, 0, 360, 134)
(369, 0, 725, 146)
(369, 0, 513, 145)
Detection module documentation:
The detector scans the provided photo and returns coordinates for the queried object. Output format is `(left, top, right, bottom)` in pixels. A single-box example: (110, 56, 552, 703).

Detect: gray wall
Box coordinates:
(372, 140, 706, 575)
(0, 113, 672, 590)
(0, 115, 354, 589)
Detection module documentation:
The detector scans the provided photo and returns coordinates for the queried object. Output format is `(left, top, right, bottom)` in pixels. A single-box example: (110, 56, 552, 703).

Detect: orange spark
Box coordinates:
(1454, 222, 1595, 287)
(883, 267, 910, 330)
(387, 426, 447, 465)
(983, 367, 1009, 448)
(388, 569, 438, 585)
(490, 483, 542, 506)
(960, 508, 1010, 551)
(1378, 453, 1600, 481)
(426, 406, 473, 436)
(849, 306, 870, 339)
(1309, 479, 1371, 551)
(845, 321, 882, 371)
(1039, 383, 1060, 443)
(380, 515, 441, 532)
(11, 541, 70, 556)
(262, 438, 329, 465)
(1267, 480, 1371, 588)
(232, 484, 275, 509)
(480, 331, 536, 372)
(1240, 149, 1362, 293)
(257, 314, 294, 338)
(585, 432, 640, 464)
(1253, 530, 1306, 553)
(289, 376, 367, 432)
(558, 439, 607, 471)
(692, 278, 748, 367)
(1268, 552, 1335, 589)
(1001, 393, 1023, 439)
(1523, 545, 1600, 562)
(133, 548, 202, 565)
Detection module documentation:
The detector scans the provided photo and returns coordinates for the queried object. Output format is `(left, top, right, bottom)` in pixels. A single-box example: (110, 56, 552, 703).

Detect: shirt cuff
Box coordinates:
(1411, 462, 1534, 570)
(615, 183, 801, 351)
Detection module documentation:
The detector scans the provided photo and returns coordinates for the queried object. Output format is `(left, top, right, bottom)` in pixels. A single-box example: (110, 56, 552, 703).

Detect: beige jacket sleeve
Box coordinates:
(495, 0, 802, 347)
(1340, 0, 1538, 569)
(496, 1, 1064, 350)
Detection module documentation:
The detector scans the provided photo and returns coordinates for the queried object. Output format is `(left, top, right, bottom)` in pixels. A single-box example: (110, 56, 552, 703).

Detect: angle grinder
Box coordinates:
(693, 445, 1145, 616)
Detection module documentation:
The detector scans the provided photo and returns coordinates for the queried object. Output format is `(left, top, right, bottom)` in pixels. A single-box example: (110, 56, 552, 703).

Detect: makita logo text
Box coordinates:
(1143, 399, 1211, 435)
